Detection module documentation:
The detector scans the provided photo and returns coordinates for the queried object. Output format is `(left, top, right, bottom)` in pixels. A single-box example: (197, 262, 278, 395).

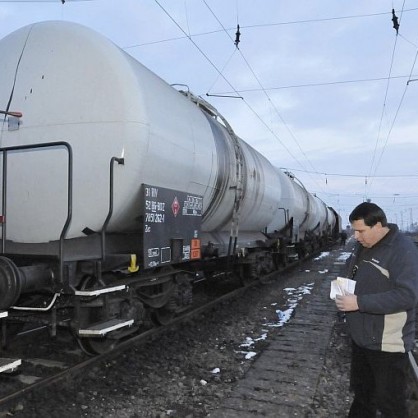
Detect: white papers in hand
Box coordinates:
(330, 276, 356, 300)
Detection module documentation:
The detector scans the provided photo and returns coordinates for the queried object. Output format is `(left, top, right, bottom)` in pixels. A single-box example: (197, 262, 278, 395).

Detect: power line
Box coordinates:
(241, 8, 418, 28)
(371, 42, 418, 186)
(366, 33, 397, 183)
(152, 1, 238, 98)
(367, 2, 418, 193)
(123, 7, 418, 50)
(153, 0, 319, 186)
(280, 167, 418, 178)
(206, 74, 418, 94)
(366, 3, 405, 190)
(201, 0, 324, 192)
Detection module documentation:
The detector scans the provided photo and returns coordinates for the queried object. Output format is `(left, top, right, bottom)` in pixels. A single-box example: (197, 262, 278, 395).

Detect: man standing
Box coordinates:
(335, 202, 418, 418)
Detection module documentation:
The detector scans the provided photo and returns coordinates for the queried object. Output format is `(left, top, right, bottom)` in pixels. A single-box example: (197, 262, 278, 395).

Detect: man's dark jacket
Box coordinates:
(346, 224, 418, 353)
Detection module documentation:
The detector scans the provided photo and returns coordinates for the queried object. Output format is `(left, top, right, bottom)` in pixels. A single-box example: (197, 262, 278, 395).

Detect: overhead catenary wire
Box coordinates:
(205, 49, 239, 96)
(366, 14, 401, 187)
(280, 167, 418, 178)
(153, 0, 240, 98)
(207, 74, 418, 94)
(367, 1, 418, 194)
(123, 7, 418, 50)
(153, 0, 319, 186)
(369, 45, 418, 181)
(200, 0, 326, 194)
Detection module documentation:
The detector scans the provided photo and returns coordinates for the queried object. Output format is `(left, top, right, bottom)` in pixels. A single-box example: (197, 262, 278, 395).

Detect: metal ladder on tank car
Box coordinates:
(74, 285, 134, 338)
(0, 311, 21, 373)
(0, 141, 75, 342)
(0, 141, 73, 277)
(74, 156, 134, 338)
(0, 142, 133, 339)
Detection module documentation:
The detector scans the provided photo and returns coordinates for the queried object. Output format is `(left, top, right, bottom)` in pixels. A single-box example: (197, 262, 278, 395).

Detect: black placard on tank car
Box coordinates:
(141, 184, 203, 269)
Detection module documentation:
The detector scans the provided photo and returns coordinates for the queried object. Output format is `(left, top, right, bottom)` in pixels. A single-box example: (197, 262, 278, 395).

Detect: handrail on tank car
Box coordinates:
(282, 171, 311, 231)
(0, 141, 73, 282)
(101, 156, 125, 260)
(277, 207, 289, 225)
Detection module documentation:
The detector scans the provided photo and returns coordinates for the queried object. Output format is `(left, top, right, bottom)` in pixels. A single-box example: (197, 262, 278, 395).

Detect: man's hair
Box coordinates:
(349, 202, 388, 227)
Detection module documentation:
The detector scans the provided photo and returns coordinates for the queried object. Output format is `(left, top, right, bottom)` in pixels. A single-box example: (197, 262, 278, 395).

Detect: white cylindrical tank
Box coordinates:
(326, 206, 337, 232)
(0, 21, 290, 245)
(267, 170, 329, 240)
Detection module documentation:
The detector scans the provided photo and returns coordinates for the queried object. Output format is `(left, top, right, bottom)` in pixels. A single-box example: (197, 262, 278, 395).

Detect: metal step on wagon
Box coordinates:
(0, 310, 21, 373)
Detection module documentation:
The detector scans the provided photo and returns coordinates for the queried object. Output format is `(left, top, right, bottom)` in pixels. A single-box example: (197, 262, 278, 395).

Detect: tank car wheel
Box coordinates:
(77, 336, 118, 356)
(239, 263, 257, 286)
(5, 321, 25, 336)
(259, 253, 275, 283)
(77, 274, 104, 297)
(150, 306, 175, 326)
(240, 252, 275, 285)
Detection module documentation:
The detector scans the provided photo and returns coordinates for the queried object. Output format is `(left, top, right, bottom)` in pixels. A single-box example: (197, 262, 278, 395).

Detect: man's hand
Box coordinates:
(335, 294, 359, 312)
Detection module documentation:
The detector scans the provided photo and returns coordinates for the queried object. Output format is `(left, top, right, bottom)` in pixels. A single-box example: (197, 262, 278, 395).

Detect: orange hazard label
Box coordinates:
(191, 248, 201, 259)
(191, 239, 200, 249)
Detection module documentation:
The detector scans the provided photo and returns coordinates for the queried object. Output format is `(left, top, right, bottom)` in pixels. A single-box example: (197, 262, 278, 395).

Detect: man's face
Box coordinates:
(351, 219, 383, 248)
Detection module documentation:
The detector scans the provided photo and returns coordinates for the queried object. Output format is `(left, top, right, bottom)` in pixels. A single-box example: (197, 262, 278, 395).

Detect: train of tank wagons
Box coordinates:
(0, 21, 341, 354)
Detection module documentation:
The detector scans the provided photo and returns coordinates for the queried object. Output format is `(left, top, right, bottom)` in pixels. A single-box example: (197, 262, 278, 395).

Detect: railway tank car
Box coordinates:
(0, 21, 341, 353)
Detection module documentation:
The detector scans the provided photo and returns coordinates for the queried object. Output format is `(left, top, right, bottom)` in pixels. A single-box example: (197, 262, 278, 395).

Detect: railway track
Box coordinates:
(0, 257, 302, 412)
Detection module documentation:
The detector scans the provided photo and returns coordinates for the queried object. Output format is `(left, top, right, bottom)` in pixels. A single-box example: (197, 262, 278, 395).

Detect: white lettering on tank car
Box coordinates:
(145, 187, 158, 198)
(148, 248, 160, 258)
(182, 195, 203, 216)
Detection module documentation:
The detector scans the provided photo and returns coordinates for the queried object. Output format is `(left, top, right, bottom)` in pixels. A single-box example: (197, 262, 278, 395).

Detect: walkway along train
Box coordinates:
(0, 21, 342, 355)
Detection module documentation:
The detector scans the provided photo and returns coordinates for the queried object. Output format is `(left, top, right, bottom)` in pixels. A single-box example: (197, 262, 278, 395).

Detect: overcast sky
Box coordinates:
(1, 0, 417, 229)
